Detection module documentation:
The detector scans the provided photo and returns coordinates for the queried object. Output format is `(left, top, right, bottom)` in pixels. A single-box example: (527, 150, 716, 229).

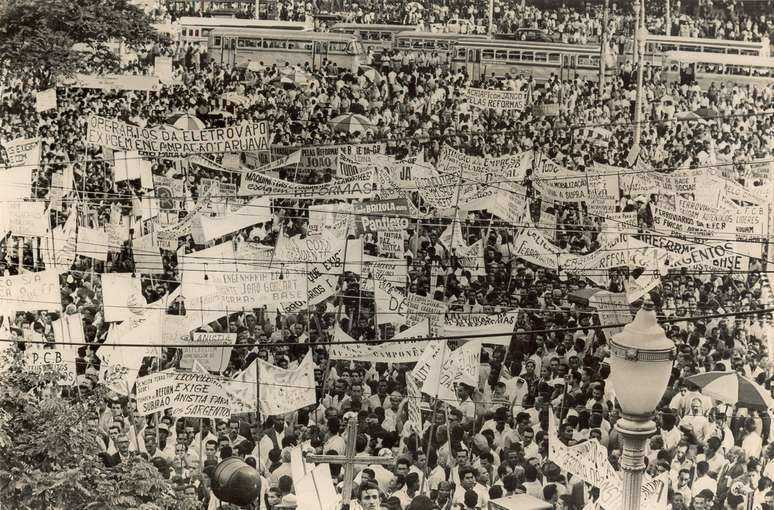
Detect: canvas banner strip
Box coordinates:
(463, 87, 528, 111)
(179, 332, 236, 373)
(513, 229, 561, 269)
(168, 371, 231, 419)
(352, 199, 411, 235)
(0, 270, 61, 313)
(86, 115, 270, 156)
(588, 291, 632, 340)
(23, 347, 77, 386)
(436, 144, 533, 183)
(443, 310, 518, 346)
(135, 371, 176, 416)
(1, 137, 41, 168)
(240, 167, 377, 200)
(257, 352, 316, 416)
(330, 322, 429, 362)
(269, 142, 385, 171)
(405, 292, 447, 336)
(60, 73, 161, 91)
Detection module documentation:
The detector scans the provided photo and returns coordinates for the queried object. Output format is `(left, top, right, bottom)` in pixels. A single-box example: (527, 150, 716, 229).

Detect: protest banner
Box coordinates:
(180, 332, 236, 373)
(154, 56, 174, 84)
(258, 352, 316, 416)
(412, 340, 446, 386)
(352, 199, 410, 235)
(35, 88, 57, 113)
(374, 277, 408, 326)
(296, 464, 339, 510)
(378, 231, 404, 259)
(415, 170, 460, 211)
(533, 103, 560, 116)
(52, 312, 85, 345)
(1, 137, 41, 168)
(100, 273, 146, 322)
(153, 175, 184, 213)
(87, 115, 270, 156)
(132, 232, 165, 274)
(404, 292, 448, 335)
(443, 310, 518, 346)
(490, 188, 526, 224)
(268, 142, 385, 172)
(135, 371, 176, 416)
(462, 87, 528, 111)
(76, 226, 109, 262)
(24, 347, 77, 386)
(337, 153, 376, 178)
(588, 291, 632, 340)
(361, 255, 408, 290)
(0, 270, 61, 313)
(512, 229, 561, 270)
(436, 145, 533, 183)
(0, 167, 32, 201)
(308, 203, 351, 237)
(7, 201, 47, 237)
(169, 371, 231, 419)
(330, 322, 429, 362)
(191, 197, 272, 244)
(60, 73, 161, 91)
(405, 375, 423, 434)
(240, 167, 377, 200)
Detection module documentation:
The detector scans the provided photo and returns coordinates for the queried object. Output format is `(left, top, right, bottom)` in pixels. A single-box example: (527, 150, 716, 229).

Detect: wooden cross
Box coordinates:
(305, 419, 395, 505)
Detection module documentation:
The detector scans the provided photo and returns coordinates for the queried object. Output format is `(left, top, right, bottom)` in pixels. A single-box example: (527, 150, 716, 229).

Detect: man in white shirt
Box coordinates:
(691, 461, 717, 498)
(452, 466, 489, 508)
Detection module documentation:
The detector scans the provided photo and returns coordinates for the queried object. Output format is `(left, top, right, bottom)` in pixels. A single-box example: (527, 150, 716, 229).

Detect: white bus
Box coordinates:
(663, 51, 774, 87)
(451, 37, 601, 82)
(330, 23, 416, 54)
(209, 29, 363, 71)
(633, 34, 769, 66)
(178, 16, 314, 47)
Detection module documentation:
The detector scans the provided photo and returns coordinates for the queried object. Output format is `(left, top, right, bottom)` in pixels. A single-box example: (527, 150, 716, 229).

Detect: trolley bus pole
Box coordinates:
(488, 0, 495, 37)
(633, 0, 646, 148)
(599, 0, 609, 90)
(665, 0, 671, 36)
(255, 0, 260, 19)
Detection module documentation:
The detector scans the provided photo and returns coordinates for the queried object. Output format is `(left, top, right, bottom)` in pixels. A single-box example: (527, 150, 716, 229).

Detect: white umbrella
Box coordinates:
(328, 113, 372, 134)
(168, 113, 206, 130)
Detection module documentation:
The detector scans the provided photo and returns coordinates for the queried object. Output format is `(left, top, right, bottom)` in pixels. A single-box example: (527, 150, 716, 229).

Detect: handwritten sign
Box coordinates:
(180, 332, 236, 373)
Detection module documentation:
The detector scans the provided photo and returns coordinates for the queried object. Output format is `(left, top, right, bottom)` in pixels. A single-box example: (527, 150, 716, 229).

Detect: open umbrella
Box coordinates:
(685, 371, 772, 409)
(167, 113, 205, 130)
(329, 113, 372, 134)
(675, 111, 704, 122)
(209, 109, 235, 118)
(359, 65, 383, 84)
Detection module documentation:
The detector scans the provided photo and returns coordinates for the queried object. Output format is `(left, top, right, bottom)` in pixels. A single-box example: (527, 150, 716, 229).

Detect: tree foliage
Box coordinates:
(0, 355, 179, 510)
(0, 0, 159, 86)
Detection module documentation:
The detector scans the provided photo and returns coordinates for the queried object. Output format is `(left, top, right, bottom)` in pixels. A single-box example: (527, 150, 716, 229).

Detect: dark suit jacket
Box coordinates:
(101, 451, 122, 467)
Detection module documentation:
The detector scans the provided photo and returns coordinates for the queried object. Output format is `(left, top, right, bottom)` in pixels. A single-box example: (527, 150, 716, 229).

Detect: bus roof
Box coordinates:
(331, 23, 417, 31)
(178, 16, 311, 29)
(210, 28, 358, 41)
(665, 51, 774, 67)
(395, 31, 477, 40)
(646, 33, 765, 49)
(456, 37, 600, 52)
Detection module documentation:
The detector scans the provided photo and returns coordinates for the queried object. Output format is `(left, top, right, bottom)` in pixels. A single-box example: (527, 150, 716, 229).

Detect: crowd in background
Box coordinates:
(1, 1, 774, 508)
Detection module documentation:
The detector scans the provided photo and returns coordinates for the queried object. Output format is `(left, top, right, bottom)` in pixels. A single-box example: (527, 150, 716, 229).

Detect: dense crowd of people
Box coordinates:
(2, 2, 774, 509)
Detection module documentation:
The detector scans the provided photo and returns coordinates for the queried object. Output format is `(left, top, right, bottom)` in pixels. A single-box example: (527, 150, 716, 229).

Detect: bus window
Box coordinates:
(287, 40, 297, 50)
(522, 51, 534, 61)
(202, 28, 211, 37)
(304, 41, 313, 50)
(238, 39, 246, 48)
(741, 49, 759, 56)
(412, 40, 424, 49)
(727, 48, 739, 54)
(193, 29, 199, 37)
(482, 49, 494, 59)
(437, 41, 449, 50)
(548, 53, 560, 63)
(329, 41, 347, 52)
(590, 55, 600, 66)
(456, 48, 466, 58)
(213, 36, 222, 48)
(679, 44, 700, 52)
(182, 28, 188, 37)
(508, 50, 520, 61)
(381, 32, 392, 41)
(495, 49, 507, 60)
(425, 40, 436, 49)
(397, 39, 410, 49)
(534, 51, 547, 62)
(577, 55, 591, 66)
(705, 46, 724, 53)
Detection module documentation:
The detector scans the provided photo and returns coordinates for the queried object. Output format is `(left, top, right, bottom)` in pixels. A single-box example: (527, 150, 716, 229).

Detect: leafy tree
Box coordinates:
(0, 353, 179, 509)
(0, 0, 160, 86)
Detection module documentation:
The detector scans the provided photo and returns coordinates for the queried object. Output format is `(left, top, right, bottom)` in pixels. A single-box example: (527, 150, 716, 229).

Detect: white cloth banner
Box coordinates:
(443, 310, 518, 346)
(257, 352, 316, 416)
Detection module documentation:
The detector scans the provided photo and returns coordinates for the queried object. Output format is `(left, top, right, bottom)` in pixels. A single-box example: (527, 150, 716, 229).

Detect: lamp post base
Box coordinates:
(615, 414, 657, 510)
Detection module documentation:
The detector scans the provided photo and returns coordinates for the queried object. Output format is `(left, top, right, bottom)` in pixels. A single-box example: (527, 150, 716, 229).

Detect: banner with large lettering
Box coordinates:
(169, 371, 231, 419)
(330, 322, 430, 363)
(463, 87, 528, 111)
(240, 168, 377, 200)
(1, 137, 41, 169)
(87, 115, 270, 156)
(404, 292, 447, 335)
(512, 229, 561, 269)
(436, 145, 533, 184)
(180, 332, 236, 373)
(443, 310, 518, 346)
(0, 270, 61, 314)
(268, 142, 385, 172)
(352, 199, 411, 236)
(191, 197, 272, 244)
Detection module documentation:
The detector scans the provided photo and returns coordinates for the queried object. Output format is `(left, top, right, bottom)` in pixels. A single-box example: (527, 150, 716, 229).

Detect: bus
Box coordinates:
(393, 31, 486, 62)
(330, 23, 416, 54)
(662, 51, 774, 87)
(178, 16, 314, 46)
(209, 29, 363, 71)
(450, 37, 601, 82)
(634, 34, 769, 66)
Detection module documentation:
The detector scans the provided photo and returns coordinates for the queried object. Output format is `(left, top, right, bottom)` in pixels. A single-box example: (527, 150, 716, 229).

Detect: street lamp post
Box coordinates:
(608, 298, 676, 510)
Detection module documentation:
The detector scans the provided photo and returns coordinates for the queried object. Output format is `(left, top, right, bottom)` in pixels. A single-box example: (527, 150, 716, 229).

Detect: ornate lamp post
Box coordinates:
(608, 298, 676, 510)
